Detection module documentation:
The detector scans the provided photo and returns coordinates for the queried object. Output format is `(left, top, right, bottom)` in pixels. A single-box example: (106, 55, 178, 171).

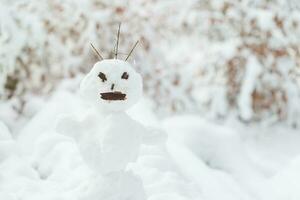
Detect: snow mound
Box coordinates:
(268, 155, 300, 200)
(1, 90, 198, 199)
(2, 89, 300, 200)
(0, 121, 11, 140)
(0, 121, 17, 163)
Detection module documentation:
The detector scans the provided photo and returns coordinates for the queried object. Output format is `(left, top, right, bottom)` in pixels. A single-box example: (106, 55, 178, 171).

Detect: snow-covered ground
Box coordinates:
(1, 80, 300, 200)
(1, 0, 299, 199)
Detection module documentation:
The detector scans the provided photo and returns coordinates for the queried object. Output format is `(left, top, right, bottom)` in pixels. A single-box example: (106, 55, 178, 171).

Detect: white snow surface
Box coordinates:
(1, 87, 300, 199)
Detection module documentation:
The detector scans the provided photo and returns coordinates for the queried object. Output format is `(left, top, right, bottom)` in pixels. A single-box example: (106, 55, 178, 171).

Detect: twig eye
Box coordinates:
(98, 72, 107, 82)
(121, 72, 129, 80)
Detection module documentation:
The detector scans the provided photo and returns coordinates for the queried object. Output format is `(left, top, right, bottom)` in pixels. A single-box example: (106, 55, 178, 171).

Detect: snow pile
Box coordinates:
(0, 121, 16, 162)
(269, 156, 300, 200)
(1, 86, 300, 199)
(0, 89, 197, 199)
(163, 114, 300, 200)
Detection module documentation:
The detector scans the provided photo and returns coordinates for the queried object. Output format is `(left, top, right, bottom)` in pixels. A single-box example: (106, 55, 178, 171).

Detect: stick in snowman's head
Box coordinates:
(80, 24, 142, 112)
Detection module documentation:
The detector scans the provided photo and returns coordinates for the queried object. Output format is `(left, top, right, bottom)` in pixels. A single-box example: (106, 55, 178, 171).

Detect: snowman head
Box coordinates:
(80, 59, 143, 112)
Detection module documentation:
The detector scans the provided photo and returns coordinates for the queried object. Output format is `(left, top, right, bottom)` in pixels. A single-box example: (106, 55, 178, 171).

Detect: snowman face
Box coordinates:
(80, 59, 143, 112)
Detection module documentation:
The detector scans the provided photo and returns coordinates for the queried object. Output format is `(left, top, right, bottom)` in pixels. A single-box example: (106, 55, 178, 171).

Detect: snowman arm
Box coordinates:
(56, 115, 83, 141)
(141, 126, 167, 146)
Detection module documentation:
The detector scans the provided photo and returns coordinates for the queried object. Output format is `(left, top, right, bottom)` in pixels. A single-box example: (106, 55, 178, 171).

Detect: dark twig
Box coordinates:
(115, 23, 121, 59)
(90, 43, 103, 60)
(109, 51, 130, 55)
(125, 40, 139, 61)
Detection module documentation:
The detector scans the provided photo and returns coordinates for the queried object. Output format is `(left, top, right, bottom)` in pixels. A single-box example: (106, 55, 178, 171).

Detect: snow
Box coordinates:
(163, 115, 300, 200)
(0, 88, 196, 199)
(2, 85, 300, 199)
(57, 112, 144, 174)
(81, 171, 146, 200)
(0, 121, 11, 140)
(0, 121, 17, 163)
(238, 56, 262, 121)
(1, 1, 300, 199)
(269, 156, 300, 200)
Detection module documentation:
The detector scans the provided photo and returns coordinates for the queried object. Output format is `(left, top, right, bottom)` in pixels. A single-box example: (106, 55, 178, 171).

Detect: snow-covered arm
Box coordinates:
(56, 111, 102, 140)
(56, 115, 83, 141)
(56, 113, 105, 171)
(140, 126, 167, 147)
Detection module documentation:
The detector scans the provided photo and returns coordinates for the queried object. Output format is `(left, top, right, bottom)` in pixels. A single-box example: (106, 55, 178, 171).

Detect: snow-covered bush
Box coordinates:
(0, 0, 193, 114)
(1, 0, 300, 126)
(191, 0, 300, 126)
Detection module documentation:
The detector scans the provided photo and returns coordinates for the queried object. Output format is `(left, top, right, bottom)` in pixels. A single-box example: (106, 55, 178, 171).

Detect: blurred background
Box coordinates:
(1, 0, 300, 130)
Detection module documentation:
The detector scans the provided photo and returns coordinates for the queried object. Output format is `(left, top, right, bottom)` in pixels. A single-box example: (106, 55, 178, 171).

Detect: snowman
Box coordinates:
(77, 58, 145, 173)
(56, 33, 164, 199)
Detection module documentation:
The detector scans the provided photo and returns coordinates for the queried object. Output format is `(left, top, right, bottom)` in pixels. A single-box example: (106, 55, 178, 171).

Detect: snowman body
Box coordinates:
(99, 112, 142, 173)
(71, 112, 143, 174)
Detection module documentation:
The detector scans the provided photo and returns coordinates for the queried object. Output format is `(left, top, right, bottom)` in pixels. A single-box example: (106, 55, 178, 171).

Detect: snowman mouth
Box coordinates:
(100, 91, 126, 101)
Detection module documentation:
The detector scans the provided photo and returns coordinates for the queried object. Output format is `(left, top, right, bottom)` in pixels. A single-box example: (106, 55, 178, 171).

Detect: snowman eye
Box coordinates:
(121, 72, 129, 80)
(98, 72, 107, 82)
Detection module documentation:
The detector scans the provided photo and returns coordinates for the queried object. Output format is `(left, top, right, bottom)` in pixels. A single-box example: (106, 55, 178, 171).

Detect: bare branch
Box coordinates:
(90, 43, 103, 60)
(125, 40, 139, 61)
(115, 23, 121, 59)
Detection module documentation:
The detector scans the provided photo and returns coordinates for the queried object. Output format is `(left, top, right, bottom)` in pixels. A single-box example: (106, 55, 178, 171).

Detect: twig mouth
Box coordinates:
(100, 91, 126, 101)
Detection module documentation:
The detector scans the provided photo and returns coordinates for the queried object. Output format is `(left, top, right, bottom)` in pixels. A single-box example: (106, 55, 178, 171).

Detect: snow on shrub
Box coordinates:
(192, 0, 300, 126)
(0, 0, 193, 115)
(1, 0, 300, 126)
